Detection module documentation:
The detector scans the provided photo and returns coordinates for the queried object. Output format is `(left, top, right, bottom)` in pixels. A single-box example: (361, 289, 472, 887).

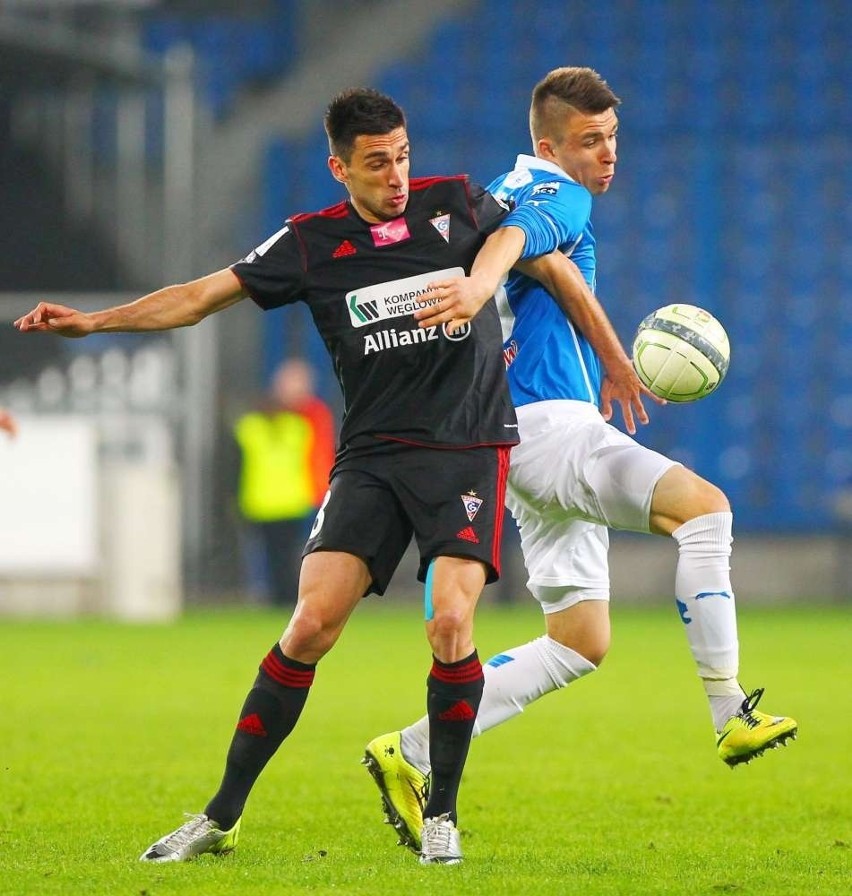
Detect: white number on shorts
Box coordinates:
(309, 489, 332, 539)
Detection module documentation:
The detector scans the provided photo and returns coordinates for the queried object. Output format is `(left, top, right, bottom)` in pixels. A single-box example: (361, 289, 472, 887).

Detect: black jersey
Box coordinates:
(232, 175, 518, 450)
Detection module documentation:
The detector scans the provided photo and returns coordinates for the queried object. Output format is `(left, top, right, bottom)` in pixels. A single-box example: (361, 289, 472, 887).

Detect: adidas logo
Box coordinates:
(438, 700, 476, 722)
(456, 526, 479, 544)
(332, 240, 356, 258)
(236, 713, 268, 737)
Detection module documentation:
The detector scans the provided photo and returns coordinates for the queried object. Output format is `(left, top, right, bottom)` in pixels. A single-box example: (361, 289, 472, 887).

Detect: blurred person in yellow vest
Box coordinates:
(234, 359, 335, 605)
(0, 409, 17, 438)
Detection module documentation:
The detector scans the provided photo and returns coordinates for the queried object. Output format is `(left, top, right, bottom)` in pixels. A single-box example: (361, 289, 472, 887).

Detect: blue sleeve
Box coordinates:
(501, 183, 593, 259)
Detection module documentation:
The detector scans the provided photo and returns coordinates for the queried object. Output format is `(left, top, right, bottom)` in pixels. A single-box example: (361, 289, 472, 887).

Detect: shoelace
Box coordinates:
(422, 814, 455, 854)
(737, 687, 765, 729)
(161, 814, 214, 850)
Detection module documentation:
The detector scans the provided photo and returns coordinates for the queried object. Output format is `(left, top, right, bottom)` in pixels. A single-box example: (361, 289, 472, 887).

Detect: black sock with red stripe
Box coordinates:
(204, 644, 315, 829)
(423, 650, 484, 825)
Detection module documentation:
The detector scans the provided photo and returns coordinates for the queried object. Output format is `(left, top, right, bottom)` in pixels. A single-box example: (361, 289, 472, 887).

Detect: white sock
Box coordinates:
(707, 689, 747, 732)
(672, 511, 743, 729)
(400, 635, 596, 774)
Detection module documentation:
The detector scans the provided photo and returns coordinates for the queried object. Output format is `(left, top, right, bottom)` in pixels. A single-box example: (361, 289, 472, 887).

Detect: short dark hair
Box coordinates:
(324, 88, 407, 161)
(530, 67, 621, 142)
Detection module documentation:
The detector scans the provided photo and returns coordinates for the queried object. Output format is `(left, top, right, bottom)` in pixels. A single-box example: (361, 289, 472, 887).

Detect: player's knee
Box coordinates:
(586, 640, 609, 667)
(543, 596, 610, 666)
(427, 606, 469, 639)
(686, 478, 730, 518)
(426, 606, 474, 660)
(280, 606, 338, 660)
(545, 625, 610, 666)
(577, 634, 610, 667)
(654, 467, 731, 531)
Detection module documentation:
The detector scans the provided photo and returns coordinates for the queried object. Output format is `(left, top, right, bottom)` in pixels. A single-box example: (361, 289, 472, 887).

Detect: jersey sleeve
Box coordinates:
(502, 180, 593, 259)
(230, 222, 307, 310)
(466, 179, 510, 236)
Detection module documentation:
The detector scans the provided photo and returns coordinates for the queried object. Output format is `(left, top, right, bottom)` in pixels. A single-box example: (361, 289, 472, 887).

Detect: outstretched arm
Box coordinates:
(517, 252, 663, 433)
(14, 268, 246, 338)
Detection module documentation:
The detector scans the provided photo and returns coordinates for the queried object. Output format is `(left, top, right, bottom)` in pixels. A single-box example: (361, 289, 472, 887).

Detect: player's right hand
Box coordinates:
(414, 273, 494, 333)
(599, 364, 663, 435)
(14, 302, 93, 338)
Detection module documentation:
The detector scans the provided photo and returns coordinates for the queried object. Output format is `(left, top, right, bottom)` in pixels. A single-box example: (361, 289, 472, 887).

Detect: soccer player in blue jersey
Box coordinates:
(363, 67, 798, 853)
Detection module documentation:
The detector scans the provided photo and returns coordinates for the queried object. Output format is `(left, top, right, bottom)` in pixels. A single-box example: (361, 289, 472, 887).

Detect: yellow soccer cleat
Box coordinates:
(716, 688, 798, 767)
(362, 732, 429, 853)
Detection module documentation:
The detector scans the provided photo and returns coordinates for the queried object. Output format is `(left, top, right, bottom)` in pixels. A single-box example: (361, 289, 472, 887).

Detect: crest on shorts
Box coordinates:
(461, 491, 483, 521)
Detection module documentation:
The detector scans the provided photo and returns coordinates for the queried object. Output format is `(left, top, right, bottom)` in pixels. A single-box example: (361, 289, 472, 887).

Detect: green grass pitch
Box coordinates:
(1, 601, 849, 895)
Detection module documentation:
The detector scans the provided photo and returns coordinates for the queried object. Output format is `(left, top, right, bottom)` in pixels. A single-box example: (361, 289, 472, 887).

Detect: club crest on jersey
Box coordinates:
(429, 213, 451, 243)
(370, 218, 410, 247)
(461, 491, 483, 521)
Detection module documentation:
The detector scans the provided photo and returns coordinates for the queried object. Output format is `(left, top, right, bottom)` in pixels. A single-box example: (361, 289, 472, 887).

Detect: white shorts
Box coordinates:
(506, 400, 678, 614)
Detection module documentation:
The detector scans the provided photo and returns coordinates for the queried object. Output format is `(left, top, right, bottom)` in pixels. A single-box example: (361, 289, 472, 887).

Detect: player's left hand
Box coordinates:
(600, 364, 664, 434)
(414, 275, 493, 334)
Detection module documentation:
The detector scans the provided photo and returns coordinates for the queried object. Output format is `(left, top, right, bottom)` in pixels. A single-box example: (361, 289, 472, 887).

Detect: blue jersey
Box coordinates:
(488, 155, 601, 408)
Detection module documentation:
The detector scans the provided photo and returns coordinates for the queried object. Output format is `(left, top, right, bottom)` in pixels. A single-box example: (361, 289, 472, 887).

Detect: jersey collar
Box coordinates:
(513, 153, 577, 184)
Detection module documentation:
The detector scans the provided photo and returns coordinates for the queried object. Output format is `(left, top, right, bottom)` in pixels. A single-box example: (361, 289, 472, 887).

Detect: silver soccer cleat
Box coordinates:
(139, 813, 241, 862)
(419, 813, 462, 865)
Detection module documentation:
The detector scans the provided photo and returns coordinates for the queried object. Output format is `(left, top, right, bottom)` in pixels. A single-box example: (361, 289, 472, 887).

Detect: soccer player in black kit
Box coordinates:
(15, 88, 517, 865)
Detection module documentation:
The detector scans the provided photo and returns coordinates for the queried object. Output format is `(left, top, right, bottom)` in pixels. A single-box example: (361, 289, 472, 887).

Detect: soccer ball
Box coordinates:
(632, 304, 730, 402)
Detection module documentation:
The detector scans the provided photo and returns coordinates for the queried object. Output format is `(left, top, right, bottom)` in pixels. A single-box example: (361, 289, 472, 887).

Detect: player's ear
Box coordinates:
(536, 137, 557, 162)
(328, 155, 348, 185)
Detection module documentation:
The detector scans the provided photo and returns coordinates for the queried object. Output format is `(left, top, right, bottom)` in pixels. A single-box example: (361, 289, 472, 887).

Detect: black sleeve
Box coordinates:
(467, 180, 511, 237)
(230, 221, 307, 310)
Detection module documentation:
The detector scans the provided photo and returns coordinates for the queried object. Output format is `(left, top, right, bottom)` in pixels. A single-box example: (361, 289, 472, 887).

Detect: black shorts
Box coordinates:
(303, 442, 512, 595)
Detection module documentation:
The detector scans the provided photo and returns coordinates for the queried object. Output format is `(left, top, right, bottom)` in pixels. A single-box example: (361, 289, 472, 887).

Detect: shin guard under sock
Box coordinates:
(423, 651, 483, 824)
(204, 644, 315, 829)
